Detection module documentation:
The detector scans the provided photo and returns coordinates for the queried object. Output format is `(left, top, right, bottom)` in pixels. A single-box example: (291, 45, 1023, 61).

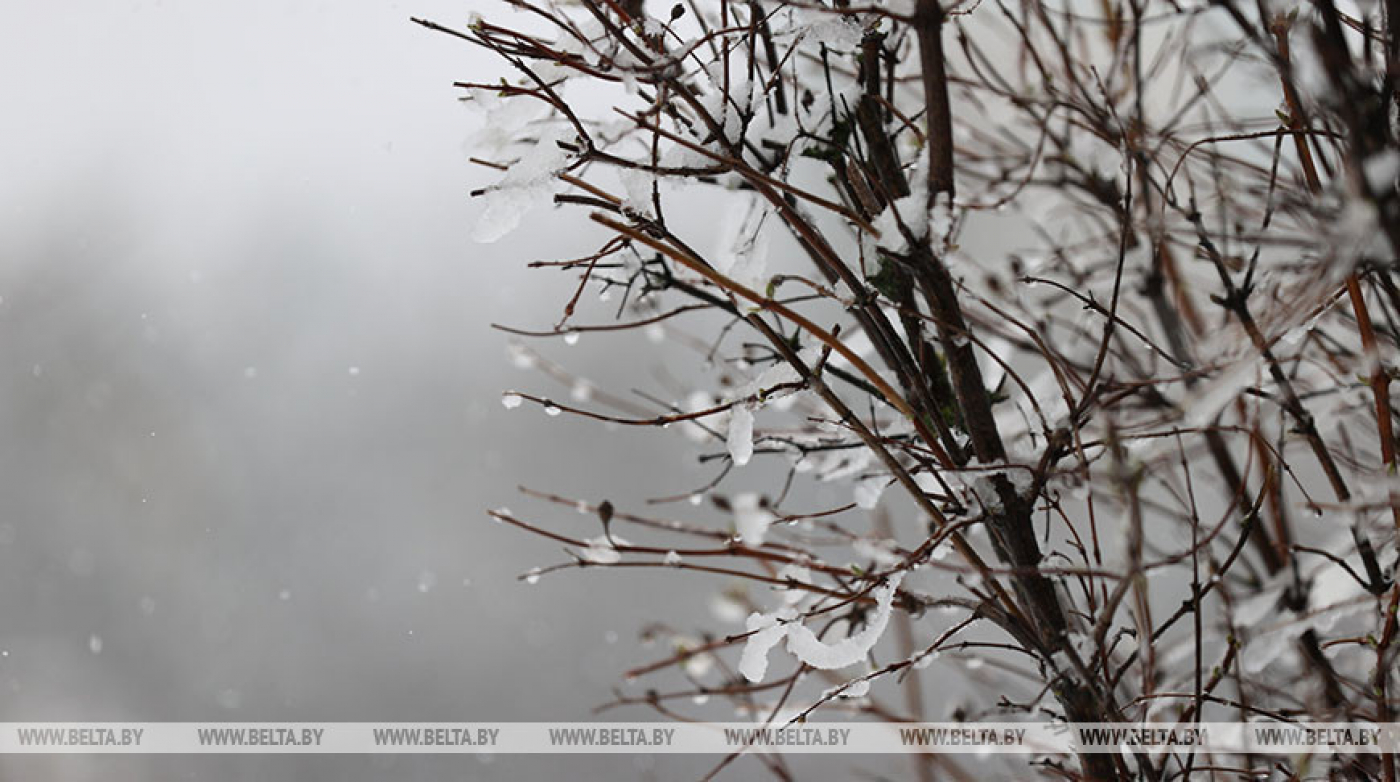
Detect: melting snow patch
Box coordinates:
(581, 535, 625, 565)
(732, 493, 774, 545)
(727, 405, 755, 466)
(739, 572, 905, 682)
(840, 677, 871, 699)
(853, 475, 887, 510)
(739, 609, 794, 683)
(471, 127, 571, 243)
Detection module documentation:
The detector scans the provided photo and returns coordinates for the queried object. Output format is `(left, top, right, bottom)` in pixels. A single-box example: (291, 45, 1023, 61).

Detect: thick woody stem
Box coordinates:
(913, 4, 1119, 779)
(915, 1, 955, 200)
(1345, 279, 1400, 532)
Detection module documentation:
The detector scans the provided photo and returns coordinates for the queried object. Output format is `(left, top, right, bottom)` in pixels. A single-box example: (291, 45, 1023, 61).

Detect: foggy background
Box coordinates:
(0, 0, 808, 778)
(0, 1, 1363, 778)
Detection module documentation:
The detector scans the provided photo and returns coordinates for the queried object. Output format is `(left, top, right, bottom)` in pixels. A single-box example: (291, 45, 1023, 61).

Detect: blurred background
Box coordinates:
(4, 0, 1369, 777)
(0, 0, 808, 777)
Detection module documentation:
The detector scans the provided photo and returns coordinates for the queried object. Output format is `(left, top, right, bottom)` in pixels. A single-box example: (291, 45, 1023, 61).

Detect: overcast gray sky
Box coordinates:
(0, 1, 763, 778)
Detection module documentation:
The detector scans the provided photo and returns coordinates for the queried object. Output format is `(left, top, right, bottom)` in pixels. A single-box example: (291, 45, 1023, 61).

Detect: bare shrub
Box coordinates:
(422, 0, 1400, 777)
